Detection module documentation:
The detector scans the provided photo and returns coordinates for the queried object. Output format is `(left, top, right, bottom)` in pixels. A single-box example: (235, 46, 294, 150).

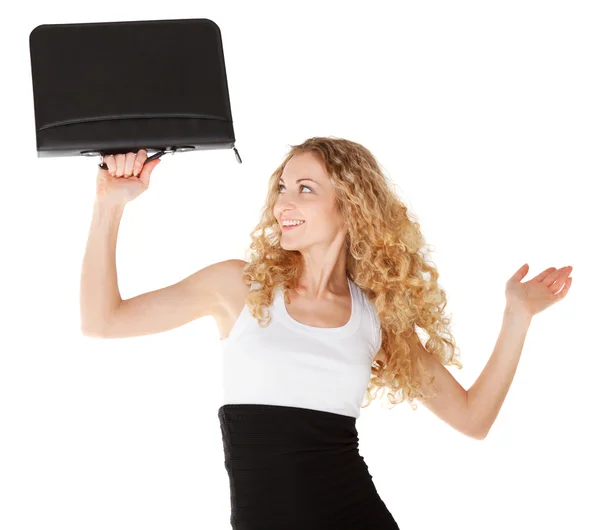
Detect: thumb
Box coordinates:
(508, 263, 529, 283)
(137, 158, 161, 187)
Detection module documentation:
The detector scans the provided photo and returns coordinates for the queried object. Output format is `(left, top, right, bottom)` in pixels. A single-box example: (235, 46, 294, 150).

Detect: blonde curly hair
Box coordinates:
(240, 136, 463, 411)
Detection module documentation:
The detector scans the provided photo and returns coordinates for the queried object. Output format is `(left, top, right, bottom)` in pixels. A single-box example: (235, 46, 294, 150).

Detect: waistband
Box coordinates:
(218, 403, 359, 464)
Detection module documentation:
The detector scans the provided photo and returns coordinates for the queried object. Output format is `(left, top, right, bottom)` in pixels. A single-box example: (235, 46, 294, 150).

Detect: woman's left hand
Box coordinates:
(505, 264, 573, 319)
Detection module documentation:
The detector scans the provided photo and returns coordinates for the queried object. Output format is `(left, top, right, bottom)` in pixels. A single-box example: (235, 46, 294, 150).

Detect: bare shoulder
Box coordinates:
(217, 259, 250, 307)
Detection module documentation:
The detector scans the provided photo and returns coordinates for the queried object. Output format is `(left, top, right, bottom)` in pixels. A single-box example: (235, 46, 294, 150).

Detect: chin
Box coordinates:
(280, 241, 299, 251)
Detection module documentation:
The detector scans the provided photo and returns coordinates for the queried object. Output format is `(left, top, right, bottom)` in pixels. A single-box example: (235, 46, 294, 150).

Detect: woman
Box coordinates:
(82, 137, 572, 529)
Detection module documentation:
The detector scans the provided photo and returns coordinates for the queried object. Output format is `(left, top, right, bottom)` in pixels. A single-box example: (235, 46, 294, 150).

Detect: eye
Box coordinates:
(278, 184, 312, 194)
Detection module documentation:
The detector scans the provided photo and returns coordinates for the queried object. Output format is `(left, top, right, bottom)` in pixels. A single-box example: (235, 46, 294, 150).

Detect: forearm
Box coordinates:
(80, 199, 127, 334)
(467, 307, 533, 439)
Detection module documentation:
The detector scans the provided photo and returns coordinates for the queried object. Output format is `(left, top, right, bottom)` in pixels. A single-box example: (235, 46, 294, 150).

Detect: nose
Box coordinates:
(277, 198, 299, 217)
(278, 194, 297, 209)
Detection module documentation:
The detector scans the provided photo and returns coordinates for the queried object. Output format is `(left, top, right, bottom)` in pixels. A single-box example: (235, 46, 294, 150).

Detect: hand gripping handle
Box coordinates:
(98, 149, 171, 170)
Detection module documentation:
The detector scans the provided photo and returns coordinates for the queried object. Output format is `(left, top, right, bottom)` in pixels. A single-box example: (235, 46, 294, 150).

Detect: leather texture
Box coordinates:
(29, 18, 240, 164)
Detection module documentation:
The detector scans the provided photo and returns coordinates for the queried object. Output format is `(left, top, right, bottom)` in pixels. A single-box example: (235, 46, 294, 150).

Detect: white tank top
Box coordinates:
(219, 277, 382, 418)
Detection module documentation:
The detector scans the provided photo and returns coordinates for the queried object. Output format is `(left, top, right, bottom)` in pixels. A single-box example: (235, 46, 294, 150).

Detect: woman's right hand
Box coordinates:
(96, 149, 162, 205)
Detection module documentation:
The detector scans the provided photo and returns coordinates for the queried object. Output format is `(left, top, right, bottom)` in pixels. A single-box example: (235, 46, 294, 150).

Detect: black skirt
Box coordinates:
(218, 403, 400, 530)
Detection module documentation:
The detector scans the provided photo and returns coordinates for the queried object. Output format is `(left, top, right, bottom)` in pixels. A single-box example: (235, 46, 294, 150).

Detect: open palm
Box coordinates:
(505, 264, 573, 318)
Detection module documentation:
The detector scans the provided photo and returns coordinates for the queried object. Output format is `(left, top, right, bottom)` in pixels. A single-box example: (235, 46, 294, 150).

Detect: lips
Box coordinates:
(281, 220, 305, 230)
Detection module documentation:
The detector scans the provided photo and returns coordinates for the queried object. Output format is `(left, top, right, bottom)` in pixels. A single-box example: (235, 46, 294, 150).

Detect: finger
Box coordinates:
(137, 157, 160, 187)
(104, 155, 116, 176)
(535, 267, 557, 283)
(557, 277, 572, 298)
(124, 152, 136, 178)
(552, 273, 570, 294)
(558, 267, 572, 285)
(133, 149, 148, 177)
(550, 280, 565, 295)
(114, 154, 125, 177)
(543, 268, 562, 286)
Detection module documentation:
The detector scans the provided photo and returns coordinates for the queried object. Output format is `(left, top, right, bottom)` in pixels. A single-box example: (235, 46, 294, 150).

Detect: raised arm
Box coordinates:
(80, 198, 244, 339)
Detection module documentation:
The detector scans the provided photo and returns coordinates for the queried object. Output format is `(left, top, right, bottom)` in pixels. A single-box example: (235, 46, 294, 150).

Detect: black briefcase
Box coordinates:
(29, 18, 242, 169)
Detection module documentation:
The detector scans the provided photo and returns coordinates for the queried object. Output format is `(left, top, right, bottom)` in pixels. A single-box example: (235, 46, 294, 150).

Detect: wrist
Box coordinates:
(504, 304, 533, 322)
(94, 197, 128, 211)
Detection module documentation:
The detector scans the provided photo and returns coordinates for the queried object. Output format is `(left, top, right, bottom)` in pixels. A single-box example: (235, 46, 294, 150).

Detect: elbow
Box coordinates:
(466, 411, 489, 440)
(81, 327, 98, 338)
(81, 312, 114, 338)
(81, 321, 106, 338)
(469, 424, 489, 440)
(466, 395, 488, 440)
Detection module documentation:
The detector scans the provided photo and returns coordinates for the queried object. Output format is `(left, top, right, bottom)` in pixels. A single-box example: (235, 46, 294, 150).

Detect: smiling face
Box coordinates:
(274, 151, 346, 253)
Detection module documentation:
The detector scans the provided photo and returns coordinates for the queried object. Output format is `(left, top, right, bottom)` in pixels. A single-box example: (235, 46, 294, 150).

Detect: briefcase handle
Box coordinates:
(96, 148, 170, 170)
(91, 145, 242, 169)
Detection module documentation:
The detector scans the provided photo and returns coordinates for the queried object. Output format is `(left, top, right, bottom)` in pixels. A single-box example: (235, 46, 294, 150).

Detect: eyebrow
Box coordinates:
(278, 178, 319, 186)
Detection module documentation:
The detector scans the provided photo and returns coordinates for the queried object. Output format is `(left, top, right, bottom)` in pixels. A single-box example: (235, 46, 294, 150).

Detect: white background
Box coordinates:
(2, 2, 597, 529)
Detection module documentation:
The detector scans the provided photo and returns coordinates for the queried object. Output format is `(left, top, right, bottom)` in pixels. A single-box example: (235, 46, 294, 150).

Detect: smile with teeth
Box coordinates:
(282, 220, 305, 230)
